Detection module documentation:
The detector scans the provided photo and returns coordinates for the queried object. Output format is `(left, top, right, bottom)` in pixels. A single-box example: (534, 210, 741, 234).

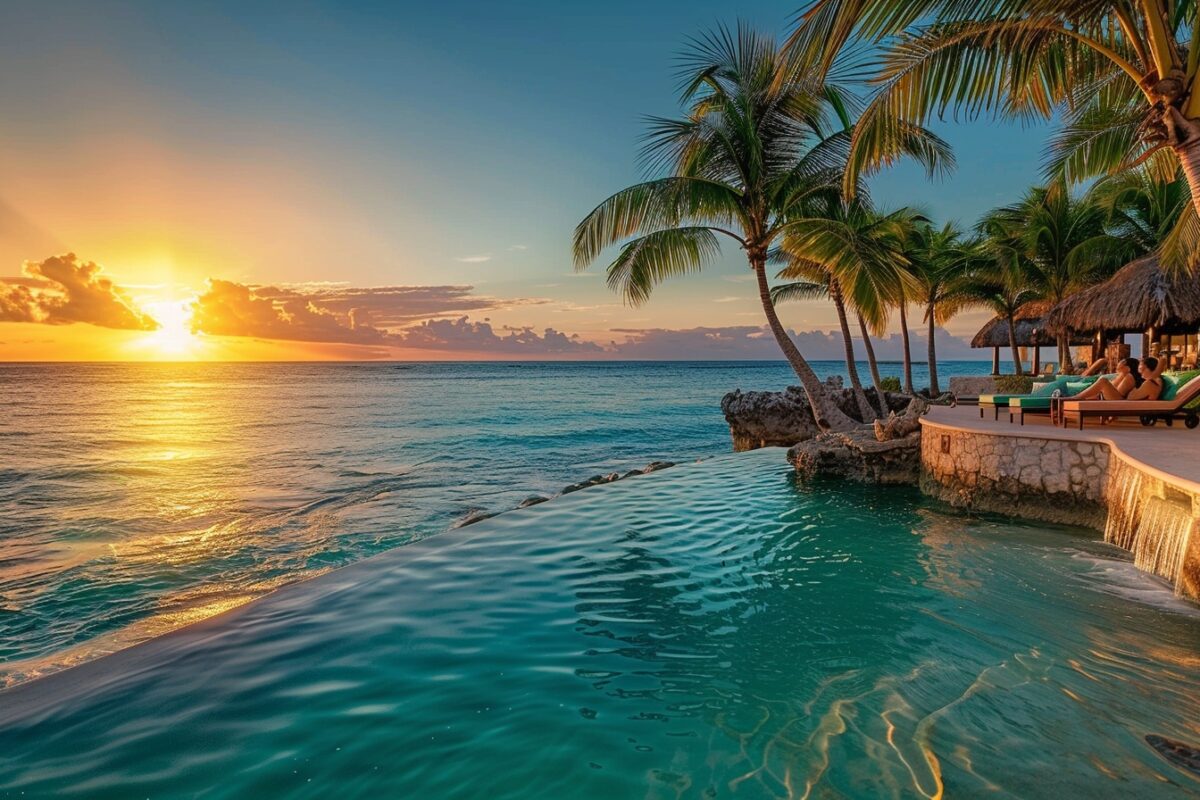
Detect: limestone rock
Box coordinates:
(722, 385, 912, 451)
(518, 495, 549, 508)
(787, 426, 921, 485)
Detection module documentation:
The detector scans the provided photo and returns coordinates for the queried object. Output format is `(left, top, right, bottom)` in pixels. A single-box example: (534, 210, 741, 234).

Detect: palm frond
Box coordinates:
(605, 227, 722, 306)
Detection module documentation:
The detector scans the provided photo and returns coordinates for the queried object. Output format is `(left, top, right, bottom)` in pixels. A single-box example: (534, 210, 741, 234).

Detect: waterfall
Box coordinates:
(1131, 497, 1195, 586)
(1103, 460, 1145, 552)
(1104, 459, 1196, 592)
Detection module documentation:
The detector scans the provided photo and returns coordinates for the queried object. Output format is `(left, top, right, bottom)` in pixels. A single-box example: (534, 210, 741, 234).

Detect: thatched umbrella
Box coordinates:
(1047, 255, 1200, 368)
(971, 301, 1088, 374)
(1047, 255, 1200, 334)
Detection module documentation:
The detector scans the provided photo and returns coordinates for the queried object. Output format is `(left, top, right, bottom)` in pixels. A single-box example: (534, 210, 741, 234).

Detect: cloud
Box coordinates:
(0, 253, 157, 330)
(712, 296, 741, 303)
(398, 317, 602, 353)
(507, 244, 528, 251)
(455, 254, 492, 263)
(608, 324, 979, 361)
(189, 279, 597, 354)
(190, 279, 392, 344)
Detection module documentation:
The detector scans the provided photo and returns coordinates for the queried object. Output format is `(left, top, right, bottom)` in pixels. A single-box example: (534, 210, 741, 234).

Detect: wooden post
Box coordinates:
(1033, 344, 1041, 374)
(991, 346, 999, 375)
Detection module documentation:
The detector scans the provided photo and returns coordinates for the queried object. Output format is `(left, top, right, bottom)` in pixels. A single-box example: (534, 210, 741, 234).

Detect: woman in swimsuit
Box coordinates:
(1059, 356, 1164, 424)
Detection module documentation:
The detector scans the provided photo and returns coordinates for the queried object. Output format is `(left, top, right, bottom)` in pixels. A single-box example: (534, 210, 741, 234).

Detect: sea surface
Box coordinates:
(1, 449, 1197, 798)
(0, 359, 990, 685)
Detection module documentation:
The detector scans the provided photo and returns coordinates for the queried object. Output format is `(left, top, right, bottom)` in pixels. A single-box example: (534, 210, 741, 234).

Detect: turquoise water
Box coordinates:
(0, 360, 990, 684)
(1, 450, 1197, 798)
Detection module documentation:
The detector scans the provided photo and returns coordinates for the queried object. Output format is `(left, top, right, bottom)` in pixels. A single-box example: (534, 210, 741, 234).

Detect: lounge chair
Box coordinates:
(1059, 371, 1200, 430)
(1008, 376, 1106, 425)
(979, 375, 1102, 421)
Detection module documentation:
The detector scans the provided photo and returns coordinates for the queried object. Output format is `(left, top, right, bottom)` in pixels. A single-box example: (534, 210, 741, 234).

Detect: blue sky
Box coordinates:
(0, 1, 1054, 359)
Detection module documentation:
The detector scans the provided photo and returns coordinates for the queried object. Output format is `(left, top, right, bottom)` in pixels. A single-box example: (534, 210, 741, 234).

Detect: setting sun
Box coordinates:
(136, 299, 205, 359)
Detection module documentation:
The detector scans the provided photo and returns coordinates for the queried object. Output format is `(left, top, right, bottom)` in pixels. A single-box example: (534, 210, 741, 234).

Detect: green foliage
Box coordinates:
(879, 376, 901, 392)
(995, 375, 1034, 395)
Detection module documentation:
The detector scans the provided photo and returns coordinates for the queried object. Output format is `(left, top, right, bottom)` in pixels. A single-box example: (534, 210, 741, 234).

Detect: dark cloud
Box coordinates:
(253, 283, 530, 327)
(608, 325, 977, 361)
(398, 317, 602, 353)
(0, 254, 157, 330)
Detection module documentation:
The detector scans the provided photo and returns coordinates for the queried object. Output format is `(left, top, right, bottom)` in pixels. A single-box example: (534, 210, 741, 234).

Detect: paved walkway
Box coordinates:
(922, 405, 1200, 491)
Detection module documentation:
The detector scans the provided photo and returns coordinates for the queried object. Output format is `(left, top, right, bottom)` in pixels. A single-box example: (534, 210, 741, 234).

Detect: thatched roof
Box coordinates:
(970, 301, 1089, 348)
(1046, 255, 1200, 335)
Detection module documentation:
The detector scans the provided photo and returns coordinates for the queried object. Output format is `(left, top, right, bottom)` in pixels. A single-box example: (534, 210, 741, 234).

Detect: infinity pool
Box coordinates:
(1, 449, 1198, 798)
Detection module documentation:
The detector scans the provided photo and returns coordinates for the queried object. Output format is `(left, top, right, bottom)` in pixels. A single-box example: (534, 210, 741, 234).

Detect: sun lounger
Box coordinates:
(980, 375, 1101, 421)
(1060, 372, 1200, 430)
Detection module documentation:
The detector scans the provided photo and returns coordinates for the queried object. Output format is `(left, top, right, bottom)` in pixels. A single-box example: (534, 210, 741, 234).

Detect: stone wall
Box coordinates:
(919, 423, 1109, 529)
(919, 417, 1200, 600)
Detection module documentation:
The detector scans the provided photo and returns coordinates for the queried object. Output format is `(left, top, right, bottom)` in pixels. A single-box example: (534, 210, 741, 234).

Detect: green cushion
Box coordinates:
(1162, 369, 1200, 402)
(1011, 397, 1052, 409)
(979, 394, 1018, 406)
(1031, 377, 1070, 397)
(1064, 381, 1095, 395)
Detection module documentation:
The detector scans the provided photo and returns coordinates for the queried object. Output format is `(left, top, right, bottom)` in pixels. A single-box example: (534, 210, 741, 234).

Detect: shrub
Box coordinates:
(994, 375, 1034, 394)
(879, 376, 901, 392)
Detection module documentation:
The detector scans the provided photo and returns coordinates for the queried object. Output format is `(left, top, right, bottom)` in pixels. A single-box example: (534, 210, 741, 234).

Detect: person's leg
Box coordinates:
(1096, 380, 1126, 400)
(1073, 377, 1110, 400)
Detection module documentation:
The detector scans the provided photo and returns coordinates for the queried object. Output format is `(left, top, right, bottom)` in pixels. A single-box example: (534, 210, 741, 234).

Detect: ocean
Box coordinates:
(0, 360, 991, 684)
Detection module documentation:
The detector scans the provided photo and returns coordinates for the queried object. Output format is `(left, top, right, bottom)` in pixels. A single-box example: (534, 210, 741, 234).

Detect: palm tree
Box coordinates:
(573, 25, 949, 430)
(773, 199, 919, 416)
(903, 222, 973, 396)
(979, 181, 1116, 369)
(1089, 168, 1191, 258)
(769, 272, 880, 420)
(783, 1, 1200, 268)
(959, 270, 1041, 375)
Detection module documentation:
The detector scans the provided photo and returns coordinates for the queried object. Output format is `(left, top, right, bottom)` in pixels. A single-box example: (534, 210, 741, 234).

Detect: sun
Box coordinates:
(138, 300, 205, 359)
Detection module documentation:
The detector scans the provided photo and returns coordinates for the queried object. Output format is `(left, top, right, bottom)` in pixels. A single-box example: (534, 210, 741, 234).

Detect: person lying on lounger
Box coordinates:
(1057, 356, 1164, 424)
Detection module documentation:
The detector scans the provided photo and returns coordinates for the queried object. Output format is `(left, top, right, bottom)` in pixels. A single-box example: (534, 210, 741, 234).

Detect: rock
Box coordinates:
(873, 398, 928, 441)
(787, 426, 922, 485)
(642, 461, 675, 473)
(561, 472, 621, 495)
(457, 510, 497, 527)
(622, 469, 644, 479)
(518, 495, 549, 508)
(721, 385, 913, 451)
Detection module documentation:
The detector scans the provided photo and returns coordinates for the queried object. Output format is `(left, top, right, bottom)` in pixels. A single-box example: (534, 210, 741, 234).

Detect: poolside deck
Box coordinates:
(924, 405, 1200, 492)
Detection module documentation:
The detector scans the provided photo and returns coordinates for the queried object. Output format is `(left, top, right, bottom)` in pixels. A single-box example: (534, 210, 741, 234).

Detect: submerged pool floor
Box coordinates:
(1, 448, 1198, 798)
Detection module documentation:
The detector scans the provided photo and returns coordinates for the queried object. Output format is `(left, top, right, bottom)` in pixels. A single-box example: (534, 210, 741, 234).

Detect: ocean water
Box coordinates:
(0, 359, 990, 685)
(0, 450, 1197, 798)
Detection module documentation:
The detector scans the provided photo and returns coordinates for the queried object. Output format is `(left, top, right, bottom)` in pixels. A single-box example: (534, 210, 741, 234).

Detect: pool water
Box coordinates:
(1, 449, 1197, 798)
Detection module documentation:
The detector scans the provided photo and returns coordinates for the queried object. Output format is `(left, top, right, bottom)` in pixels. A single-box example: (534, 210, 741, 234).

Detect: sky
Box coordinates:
(0, 0, 1054, 361)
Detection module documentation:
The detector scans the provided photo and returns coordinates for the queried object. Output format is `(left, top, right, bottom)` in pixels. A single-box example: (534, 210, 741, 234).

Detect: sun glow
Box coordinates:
(137, 299, 205, 359)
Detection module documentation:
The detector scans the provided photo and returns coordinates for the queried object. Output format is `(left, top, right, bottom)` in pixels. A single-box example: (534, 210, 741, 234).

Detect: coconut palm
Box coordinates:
(773, 200, 919, 415)
(903, 222, 974, 395)
(783, 1, 1200, 268)
(1089, 168, 1192, 258)
(958, 269, 1042, 375)
(978, 181, 1115, 369)
(772, 259, 881, 420)
(573, 25, 950, 430)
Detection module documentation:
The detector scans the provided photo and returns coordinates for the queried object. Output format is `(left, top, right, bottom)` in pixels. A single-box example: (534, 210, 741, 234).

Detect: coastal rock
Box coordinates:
(721, 385, 911, 451)
(787, 427, 922, 485)
(642, 460, 675, 473)
(457, 510, 497, 527)
(518, 495, 549, 508)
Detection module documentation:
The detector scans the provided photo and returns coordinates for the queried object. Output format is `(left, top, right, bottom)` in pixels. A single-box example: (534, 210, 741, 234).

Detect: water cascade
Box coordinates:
(1104, 459, 1196, 591)
(1103, 459, 1145, 552)
(1132, 496, 1195, 586)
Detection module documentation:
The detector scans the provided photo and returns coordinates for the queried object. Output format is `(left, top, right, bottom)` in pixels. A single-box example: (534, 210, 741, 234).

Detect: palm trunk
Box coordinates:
(857, 313, 884, 396)
(1174, 130, 1200, 220)
(898, 301, 914, 394)
(926, 301, 939, 396)
(831, 280, 878, 421)
(753, 261, 858, 431)
(1008, 316, 1023, 375)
